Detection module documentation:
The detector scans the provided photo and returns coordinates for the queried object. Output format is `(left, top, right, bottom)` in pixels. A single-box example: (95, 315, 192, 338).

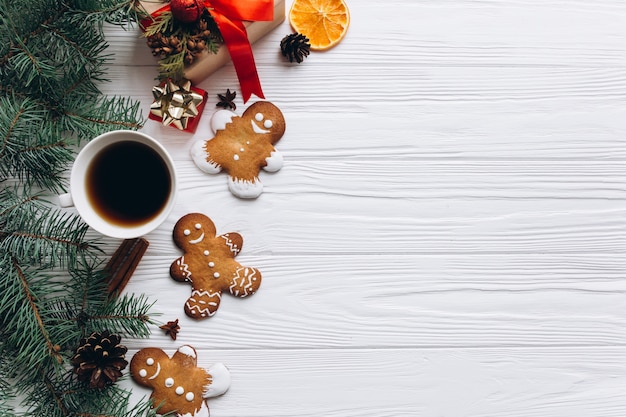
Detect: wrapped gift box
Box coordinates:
(140, 0, 285, 86)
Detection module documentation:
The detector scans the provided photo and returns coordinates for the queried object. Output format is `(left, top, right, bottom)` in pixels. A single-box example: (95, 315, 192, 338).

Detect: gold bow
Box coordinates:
(151, 79, 204, 130)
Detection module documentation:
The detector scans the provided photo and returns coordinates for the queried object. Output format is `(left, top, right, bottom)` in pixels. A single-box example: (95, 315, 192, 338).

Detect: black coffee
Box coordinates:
(86, 141, 171, 227)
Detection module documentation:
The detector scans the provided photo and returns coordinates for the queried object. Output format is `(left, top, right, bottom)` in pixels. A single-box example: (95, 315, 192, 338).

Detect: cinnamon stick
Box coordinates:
(105, 238, 149, 296)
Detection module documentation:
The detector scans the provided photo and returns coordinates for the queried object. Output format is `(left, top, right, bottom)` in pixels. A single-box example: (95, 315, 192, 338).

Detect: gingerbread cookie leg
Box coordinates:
(185, 287, 222, 319)
(228, 266, 262, 298)
(227, 175, 264, 199)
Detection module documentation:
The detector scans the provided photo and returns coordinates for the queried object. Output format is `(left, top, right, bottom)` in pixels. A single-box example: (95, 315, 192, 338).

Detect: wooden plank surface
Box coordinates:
(95, 0, 626, 415)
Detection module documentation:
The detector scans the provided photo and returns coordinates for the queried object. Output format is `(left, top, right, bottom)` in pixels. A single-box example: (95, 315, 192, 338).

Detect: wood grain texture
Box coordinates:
(84, 0, 626, 415)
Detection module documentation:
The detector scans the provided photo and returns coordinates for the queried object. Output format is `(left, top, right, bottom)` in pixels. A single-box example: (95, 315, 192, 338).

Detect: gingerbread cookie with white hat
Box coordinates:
(130, 345, 230, 417)
(191, 101, 286, 198)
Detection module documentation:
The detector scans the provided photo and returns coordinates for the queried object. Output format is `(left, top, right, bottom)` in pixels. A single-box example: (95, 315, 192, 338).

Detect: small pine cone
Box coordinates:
(71, 331, 128, 389)
(280, 32, 311, 63)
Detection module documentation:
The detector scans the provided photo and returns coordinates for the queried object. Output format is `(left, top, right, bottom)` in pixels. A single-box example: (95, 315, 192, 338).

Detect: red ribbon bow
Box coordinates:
(205, 0, 273, 102)
(148, 0, 273, 103)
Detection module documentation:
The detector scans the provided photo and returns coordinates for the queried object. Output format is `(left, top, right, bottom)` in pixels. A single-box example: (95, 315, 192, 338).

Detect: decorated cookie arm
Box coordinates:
(204, 362, 231, 398)
(218, 232, 243, 257)
(171, 256, 192, 282)
(191, 139, 222, 174)
(210, 110, 237, 133)
(228, 266, 262, 298)
(262, 148, 283, 172)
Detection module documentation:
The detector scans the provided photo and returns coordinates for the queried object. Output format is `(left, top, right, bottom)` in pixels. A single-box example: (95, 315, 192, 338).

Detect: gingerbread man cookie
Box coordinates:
(170, 213, 262, 319)
(130, 345, 230, 417)
(191, 101, 286, 198)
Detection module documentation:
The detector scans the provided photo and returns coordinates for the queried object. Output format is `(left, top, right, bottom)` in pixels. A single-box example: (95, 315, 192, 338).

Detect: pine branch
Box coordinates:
(157, 48, 186, 81)
(141, 10, 174, 37)
(1, 2, 158, 415)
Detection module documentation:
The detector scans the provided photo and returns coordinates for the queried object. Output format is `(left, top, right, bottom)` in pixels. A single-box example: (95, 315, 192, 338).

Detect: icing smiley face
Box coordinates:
(130, 345, 230, 417)
(190, 101, 286, 198)
(170, 213, 262, 319)
(251, 111, 274, 134)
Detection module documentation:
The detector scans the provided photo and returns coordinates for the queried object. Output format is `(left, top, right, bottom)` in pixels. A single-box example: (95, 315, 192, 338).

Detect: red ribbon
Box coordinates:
(146, 0, 273, 103)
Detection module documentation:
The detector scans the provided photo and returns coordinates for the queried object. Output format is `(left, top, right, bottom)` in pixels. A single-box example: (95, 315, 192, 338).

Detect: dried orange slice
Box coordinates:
(289, 0, 350, 51)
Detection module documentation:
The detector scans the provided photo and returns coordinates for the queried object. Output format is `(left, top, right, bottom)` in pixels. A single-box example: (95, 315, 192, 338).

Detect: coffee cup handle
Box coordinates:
(59, 193, 74, 208)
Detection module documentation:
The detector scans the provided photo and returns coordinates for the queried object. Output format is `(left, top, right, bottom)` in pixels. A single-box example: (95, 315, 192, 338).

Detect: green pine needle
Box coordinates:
(0, 1, 158, 416)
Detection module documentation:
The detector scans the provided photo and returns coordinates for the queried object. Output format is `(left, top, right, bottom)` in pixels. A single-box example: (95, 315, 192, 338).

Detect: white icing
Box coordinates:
(176, 386, 184, 395)
(188, 232, 205, 244)
(240, 147, 245, 152)
(177, 345, 197, 358)
(264, 119, 273, 129)
(208, 262, 215, 267)
(204, 250, 209, 256)
(263, 150, 283, 172)
(228, 176, 263, 199)
(184, 229, 191, 236)
(234, 154, 239, 161)
(251, 120, 269, 134)
(195, 223, 201, 229)
(148, 363, 161, 380)
(165, 377, 174, 387)
(246, 141, 250, 144)
(139, 369, 147, 378)
(255, 112, 263, 121)
(186, 392, 195, 401)
(203, 362, 231, 398)
(210, 110, 236, 133)
(190, 139, 222, 174)
(146, 358, 154, 365)
(213, 272, 220, 278)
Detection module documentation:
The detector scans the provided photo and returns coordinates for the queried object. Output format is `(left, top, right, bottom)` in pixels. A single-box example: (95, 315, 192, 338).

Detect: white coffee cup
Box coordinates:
(59, 130, 177, 239)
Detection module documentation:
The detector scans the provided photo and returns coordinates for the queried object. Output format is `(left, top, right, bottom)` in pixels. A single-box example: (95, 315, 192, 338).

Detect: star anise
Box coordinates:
(216, 89, 237, 110)
(159, 319, 181, 340)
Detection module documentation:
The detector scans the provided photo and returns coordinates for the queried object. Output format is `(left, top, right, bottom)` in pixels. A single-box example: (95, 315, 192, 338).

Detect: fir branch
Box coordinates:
(141, 10, 174, 37)
(69, 0, 145, 29)
(0, 205, 97, 268)
(157, 48, 186, 81)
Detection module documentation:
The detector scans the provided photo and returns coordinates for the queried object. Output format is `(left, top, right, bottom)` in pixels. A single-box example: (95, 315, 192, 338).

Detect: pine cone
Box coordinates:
(280, 33, 311, 63)
(147, 11, 221, 66)
(71, 331, 128, 389)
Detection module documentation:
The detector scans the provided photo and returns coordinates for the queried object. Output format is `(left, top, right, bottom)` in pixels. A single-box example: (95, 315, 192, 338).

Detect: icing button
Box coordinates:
(208, 262, 215, 267)
(176, 386, 184, 395)
(186, 392, 195, 401)
(234, 154, 240, 161)
(204, 250, 210, 256)
(213, 272, 220, 278)
(165, 377, 174, 387)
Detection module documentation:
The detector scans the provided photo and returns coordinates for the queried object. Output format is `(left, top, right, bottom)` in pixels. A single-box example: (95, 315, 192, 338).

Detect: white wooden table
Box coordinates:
(100, 1, 626, 415)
